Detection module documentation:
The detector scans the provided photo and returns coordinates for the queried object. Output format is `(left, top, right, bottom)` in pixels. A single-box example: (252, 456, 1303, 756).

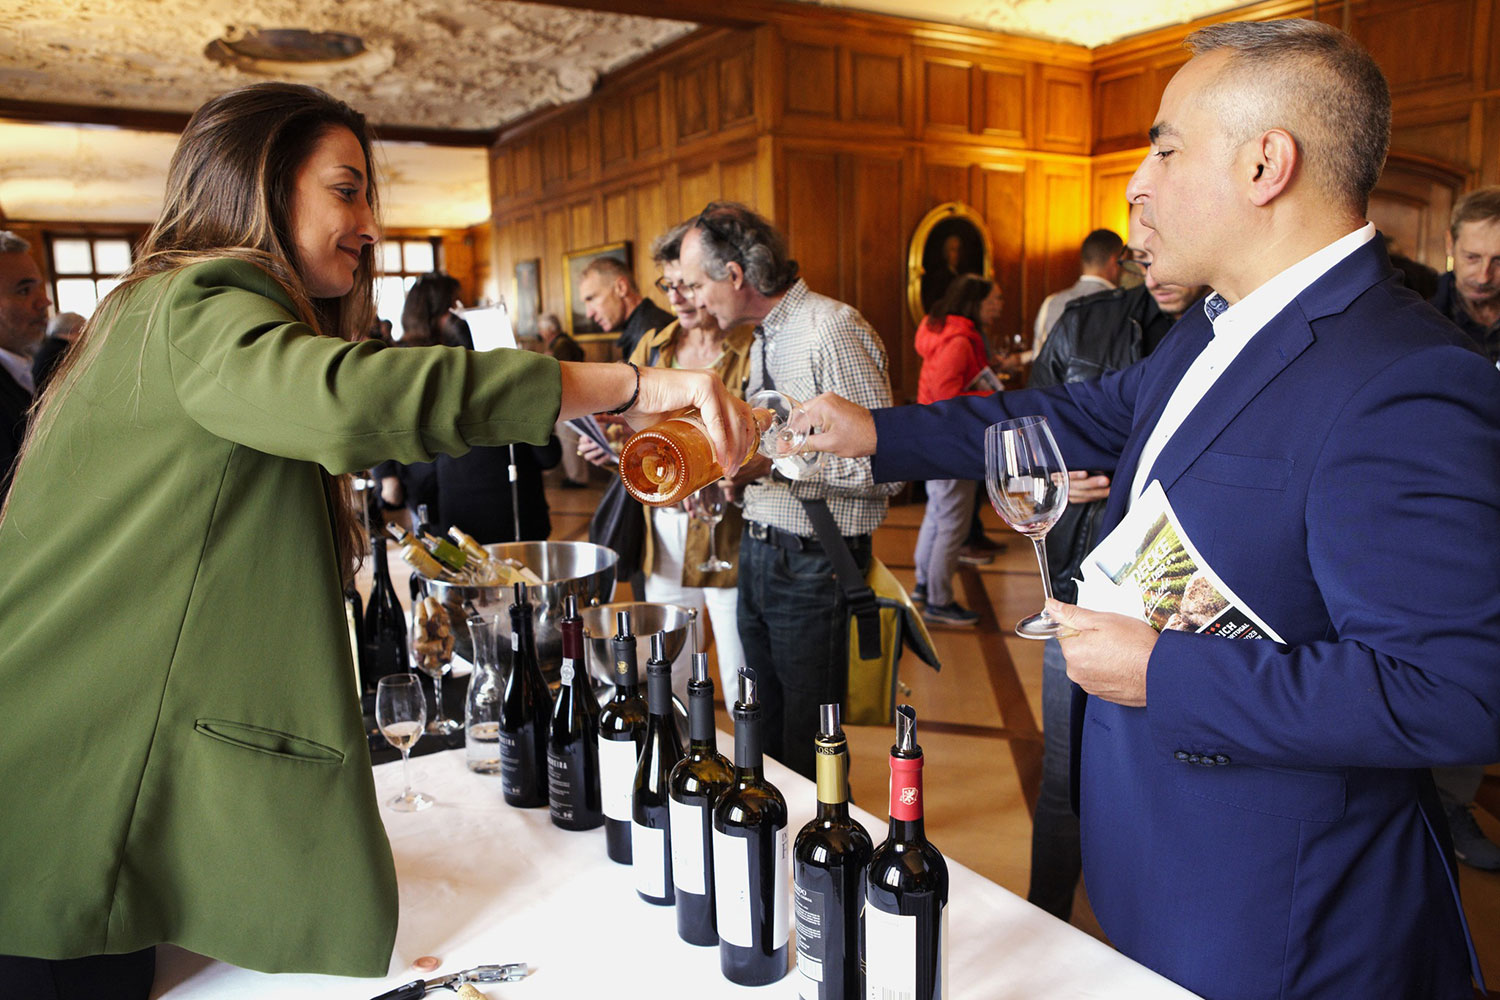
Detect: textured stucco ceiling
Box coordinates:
(0, 0, 697, 131)
(800, 0, 1244, 48)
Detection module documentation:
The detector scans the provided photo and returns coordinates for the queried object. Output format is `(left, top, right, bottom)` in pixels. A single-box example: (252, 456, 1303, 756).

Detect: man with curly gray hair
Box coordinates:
(678, 202, 899, 780)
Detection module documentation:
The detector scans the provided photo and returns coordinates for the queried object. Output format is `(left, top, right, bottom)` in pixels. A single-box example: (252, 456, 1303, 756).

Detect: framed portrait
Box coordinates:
(907, 202, 995, 325)
(562, 241, 632, 339)
(512, 258, 540, 339)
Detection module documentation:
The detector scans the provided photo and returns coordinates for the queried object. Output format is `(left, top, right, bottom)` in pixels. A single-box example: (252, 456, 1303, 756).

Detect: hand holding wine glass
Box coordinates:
(985, 416, 1077, 639)
(376, 674, 434, 812)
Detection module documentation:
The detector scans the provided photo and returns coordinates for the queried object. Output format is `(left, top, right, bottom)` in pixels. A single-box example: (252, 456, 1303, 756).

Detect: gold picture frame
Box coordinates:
(562, 240, 632, 341)
(907, 202, 995, 326)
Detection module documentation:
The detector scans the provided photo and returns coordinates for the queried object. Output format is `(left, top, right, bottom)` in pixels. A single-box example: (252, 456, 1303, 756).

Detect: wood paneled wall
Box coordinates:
(490, 0, 1500, 394)
(488, 21, 1094, 394)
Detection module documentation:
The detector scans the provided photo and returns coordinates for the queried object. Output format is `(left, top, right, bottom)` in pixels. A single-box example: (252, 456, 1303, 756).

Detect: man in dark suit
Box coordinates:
(0, 231, 50, 500)
(801, 20, 1499, 1000)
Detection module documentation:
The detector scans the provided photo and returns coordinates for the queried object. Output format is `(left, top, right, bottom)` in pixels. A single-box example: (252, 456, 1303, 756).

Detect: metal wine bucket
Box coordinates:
(581, 601, 696, 741)
(419, 540, 618, 678)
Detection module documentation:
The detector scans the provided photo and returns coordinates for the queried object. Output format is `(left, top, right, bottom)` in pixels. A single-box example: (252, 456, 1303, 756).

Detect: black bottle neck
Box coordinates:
(733, 703, 764, 776)
(646, 663, 672, 718)
(560, 617, 585, 687)
(610, 638, 639, 695)
(687, 678, 717, 748)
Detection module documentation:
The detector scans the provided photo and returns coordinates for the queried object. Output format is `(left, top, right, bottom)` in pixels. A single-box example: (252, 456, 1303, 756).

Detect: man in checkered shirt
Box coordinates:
(678, 202, 900, 779)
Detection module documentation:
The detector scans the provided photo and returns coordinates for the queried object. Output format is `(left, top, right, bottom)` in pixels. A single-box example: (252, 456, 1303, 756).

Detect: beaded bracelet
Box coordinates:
(606, 360, 641, 415)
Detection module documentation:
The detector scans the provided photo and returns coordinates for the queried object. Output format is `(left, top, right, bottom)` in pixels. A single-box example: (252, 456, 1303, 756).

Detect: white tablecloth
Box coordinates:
(151, 738, 1200, 999)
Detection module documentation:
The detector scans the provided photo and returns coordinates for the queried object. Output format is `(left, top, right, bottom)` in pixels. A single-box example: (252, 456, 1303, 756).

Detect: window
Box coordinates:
(375, 237, 441, 335)
(46, 235, 134, 317)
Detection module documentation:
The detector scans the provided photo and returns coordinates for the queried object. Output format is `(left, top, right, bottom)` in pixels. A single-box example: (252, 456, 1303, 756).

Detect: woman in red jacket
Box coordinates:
(912, 274, 1003, 626)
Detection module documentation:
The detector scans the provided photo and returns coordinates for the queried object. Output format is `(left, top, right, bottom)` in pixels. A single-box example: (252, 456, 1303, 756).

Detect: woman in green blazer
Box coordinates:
(0, 84, 754, 999)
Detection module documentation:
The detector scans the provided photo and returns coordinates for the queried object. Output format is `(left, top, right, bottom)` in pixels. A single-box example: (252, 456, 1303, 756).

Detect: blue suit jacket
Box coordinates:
(872, 239, 1500, 999)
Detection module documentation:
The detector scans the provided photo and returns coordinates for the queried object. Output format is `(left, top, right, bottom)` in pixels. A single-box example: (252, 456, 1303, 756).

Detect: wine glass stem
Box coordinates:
(431, 677, 446, 725)
(708, 517, 718, 554)
(401, 748, 413, 800)
(1030, 536, 1058, 603)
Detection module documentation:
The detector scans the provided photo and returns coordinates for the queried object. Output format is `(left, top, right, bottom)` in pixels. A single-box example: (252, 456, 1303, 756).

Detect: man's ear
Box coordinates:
(613, 276, 631, 298)
(727, 260, 745, 290)
(1246, 128, 1297, 207)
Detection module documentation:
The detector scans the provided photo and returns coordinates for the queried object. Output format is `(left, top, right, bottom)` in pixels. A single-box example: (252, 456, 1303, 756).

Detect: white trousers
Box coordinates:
(644, 507, 746, 703)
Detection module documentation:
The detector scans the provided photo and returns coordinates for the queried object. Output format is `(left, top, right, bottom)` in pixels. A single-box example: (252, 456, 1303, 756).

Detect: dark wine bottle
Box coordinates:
(712, 668, 789, 986)
(863, 705, 949, 1000)
(668, 653, 734, 946)
(498, 582, 552, 808)
(548, 594, 603, 830)
(794, 703, 872, 1000)
(362, 526, 408, 694)
(598, 610, 648, 864)
(632, 631, 684, 905)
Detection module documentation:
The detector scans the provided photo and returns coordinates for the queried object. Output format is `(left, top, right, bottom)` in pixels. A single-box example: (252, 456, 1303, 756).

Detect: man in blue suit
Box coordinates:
(803, 19, 1500, 1000)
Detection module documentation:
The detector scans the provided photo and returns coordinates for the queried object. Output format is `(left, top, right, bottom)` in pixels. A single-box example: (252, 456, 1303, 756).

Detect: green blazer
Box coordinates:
(0, 259, 561, 975)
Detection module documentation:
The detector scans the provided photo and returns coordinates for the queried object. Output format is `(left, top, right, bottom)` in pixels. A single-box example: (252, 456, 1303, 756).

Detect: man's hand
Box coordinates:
(633, 367, 756, 476)
(1049, 599, 1157, 707)
(577, 435, 614, 468)
(795, 392, 877, 458)
(1069, 470, 1111, 504)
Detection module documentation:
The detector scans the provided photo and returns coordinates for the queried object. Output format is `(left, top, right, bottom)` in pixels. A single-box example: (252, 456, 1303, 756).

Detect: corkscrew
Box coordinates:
(366, 963, 530, 1000)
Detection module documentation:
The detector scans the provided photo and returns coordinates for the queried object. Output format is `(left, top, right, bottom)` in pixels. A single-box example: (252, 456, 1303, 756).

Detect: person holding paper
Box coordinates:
(797, 20, 1500, 1000)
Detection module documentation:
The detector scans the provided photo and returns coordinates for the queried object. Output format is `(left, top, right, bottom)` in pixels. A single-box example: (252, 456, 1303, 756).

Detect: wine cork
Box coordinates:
(454, 985, 488, 1000)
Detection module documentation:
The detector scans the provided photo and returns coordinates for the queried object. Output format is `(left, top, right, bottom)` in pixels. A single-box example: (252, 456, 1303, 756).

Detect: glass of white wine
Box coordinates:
(376, 673, 434, 812)
(692, 481, 734, 572)
(750, 389, 826, 480)
(985, 416, 1077, 639)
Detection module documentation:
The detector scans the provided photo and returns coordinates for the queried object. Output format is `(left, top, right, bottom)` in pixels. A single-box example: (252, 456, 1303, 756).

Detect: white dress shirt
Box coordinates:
(0, 347, 35, 396)
(1128, 223, 1376, 502)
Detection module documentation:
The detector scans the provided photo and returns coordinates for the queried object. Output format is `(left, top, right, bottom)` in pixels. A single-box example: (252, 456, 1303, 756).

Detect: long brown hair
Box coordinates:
(7, 82, 380, 580)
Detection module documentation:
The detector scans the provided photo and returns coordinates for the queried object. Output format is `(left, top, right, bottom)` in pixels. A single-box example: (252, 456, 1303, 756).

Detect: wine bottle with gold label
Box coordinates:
(793, 704, 871, 1000)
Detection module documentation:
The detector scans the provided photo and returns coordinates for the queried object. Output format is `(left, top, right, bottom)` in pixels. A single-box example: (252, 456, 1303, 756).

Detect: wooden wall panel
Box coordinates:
(1038, 68, 1089, 153)
(540, 126, 566, 189)
(924, 58, 970, 132)
(676, 60, 716, 142)
(512, 140, 537, 199)
(632, 86, 663, 157)
(981, 67, 1026, 141)
(677, 165, 720, 221)
(635, 179, 671, 283)
(1029, 162, 1090, 335)
(1095, 69, 1147, 151)
(782, 150, 842, 298)
(720, 154, 761, 209)
(489, 149, 511, 205)
(1357, 0, 1475, 94)
(786, 42, 839, 118)
(1091, 153, 1141, 238)
(851, 52, 903, 125)
(1392, 109, 1476, 167)
(720, 47, 757, 127)
(979, 165, 1027, 352)
(568, 200, 595, 251)
(603, 189, 632, 244)
(567, 116, 592, 179)
(923, 164, 970, 208)
(847, 155, 906, 376)
(600, 98, 630, 168)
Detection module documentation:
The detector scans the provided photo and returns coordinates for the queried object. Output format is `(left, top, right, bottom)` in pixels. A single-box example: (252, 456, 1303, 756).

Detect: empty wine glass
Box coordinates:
(750, 389, 826, 480)
(985, 417, 1077, 639)
(410, 595, 461, 737)
(692, 482, 734, 572)
(376, 674, 434, 811)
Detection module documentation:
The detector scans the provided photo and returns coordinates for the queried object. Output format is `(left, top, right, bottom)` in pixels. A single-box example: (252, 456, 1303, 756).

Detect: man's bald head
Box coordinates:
(1185, 19, 1390, 215)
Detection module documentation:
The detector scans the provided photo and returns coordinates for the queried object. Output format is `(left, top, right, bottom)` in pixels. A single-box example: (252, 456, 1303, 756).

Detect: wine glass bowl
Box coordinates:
(692, 483, 734, 573)
(376, 673, 434, 812)
(411, 595, 461, 737)
(985, 417, 1077, 640)
(749, 389, 826, 480)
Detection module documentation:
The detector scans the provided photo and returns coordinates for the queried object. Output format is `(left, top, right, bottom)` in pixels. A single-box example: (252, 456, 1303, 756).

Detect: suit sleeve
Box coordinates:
(164, 260, 561, 475)
(1148, 345, 1500, 768)
(871, 358, 1139, 485)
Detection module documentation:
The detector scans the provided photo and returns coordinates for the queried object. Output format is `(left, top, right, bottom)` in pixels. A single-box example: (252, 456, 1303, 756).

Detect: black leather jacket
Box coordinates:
(1026, 284, 1182, 602)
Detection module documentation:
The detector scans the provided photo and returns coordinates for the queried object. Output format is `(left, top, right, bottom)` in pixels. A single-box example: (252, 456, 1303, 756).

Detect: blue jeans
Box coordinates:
(737, 530, 870, 780)
(1027, 636, 1081, 920)
(912, 478, 976, 607)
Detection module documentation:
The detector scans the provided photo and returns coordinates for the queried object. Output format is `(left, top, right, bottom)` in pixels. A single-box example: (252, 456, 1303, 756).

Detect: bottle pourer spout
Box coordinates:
(691, 652, 710, 684)
(738, 667, 758, 707)
(513, 581, 526, 605)
(615, 609, 632, 639)
(819, 703, 841, 738)
(564, 593, 577, 619)
(649, 630, 667, 663)
(896, 704, 918, 754)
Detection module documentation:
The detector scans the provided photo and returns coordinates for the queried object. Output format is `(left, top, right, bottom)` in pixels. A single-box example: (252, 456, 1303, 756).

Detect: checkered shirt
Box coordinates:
(743, 279, 901, 538)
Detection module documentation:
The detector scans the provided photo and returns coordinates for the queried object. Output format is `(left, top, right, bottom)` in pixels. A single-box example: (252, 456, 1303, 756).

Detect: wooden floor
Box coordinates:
(371, 469, 1500, 987)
